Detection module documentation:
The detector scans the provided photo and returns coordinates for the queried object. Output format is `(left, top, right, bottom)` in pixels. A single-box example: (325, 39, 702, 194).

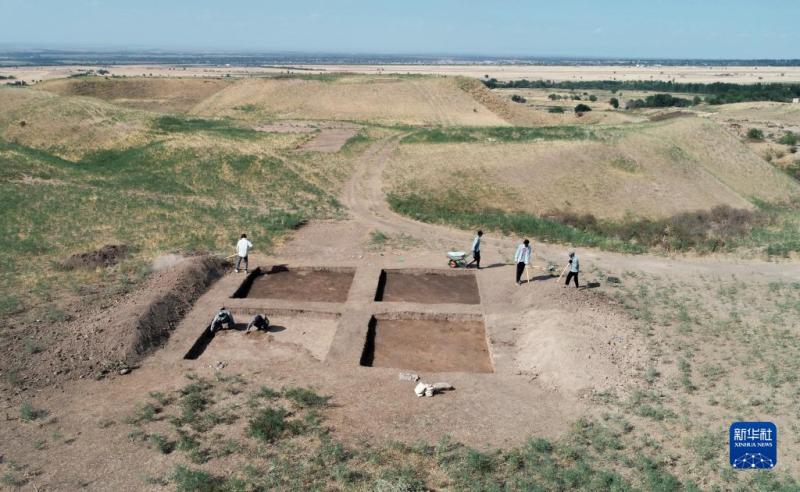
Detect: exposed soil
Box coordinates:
(377, 270, 480, 304)
(188, 315, 339, 362)
(238, 268, 355, 303)
(60, 244, 129, 269)
(1, 255, 228, 390)
(298, 129, 359, 152)
(362, 315, 492, 373)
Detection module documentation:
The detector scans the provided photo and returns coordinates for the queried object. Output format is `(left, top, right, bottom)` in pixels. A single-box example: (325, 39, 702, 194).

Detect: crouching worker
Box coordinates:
(210, 307, 235, 333)
(565, 251, 579, 288)
(245, 313, 270, 334)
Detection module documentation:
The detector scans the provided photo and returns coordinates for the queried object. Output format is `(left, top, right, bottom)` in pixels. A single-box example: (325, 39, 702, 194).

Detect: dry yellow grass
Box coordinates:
(710, 101, 800, 126)
(191, 76, 510, 126)
(386, 117, 800, 219)
(37, 77, 234, 113)
(0, 87, 151, 159)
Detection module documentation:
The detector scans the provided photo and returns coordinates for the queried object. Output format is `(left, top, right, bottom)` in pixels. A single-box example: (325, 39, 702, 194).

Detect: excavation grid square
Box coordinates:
(234, 267, 354, 303)
(376, 270, 480, 304)
(361, 316, 492, 373)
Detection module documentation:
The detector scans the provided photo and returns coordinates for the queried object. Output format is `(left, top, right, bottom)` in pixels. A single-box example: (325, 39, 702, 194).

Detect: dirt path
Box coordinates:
(340, 135, 800, 283)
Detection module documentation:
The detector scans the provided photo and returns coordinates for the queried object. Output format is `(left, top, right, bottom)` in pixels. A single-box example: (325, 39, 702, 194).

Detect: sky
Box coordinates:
(0, 0, 798, 59)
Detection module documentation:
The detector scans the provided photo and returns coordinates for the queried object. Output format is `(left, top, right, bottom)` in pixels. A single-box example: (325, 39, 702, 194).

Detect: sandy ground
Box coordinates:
(8, 64, 800, 84)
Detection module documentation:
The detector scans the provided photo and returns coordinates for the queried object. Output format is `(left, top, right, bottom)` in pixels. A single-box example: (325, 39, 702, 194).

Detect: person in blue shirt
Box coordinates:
(565, 251, 579, 288)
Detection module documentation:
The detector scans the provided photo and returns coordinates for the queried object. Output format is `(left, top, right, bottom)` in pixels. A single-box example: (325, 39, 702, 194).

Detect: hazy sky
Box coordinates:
(1, 0, 798, 59)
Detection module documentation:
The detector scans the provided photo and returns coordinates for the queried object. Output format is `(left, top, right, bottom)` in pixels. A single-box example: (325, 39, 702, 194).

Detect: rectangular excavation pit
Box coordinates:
(374, 269, 480, 304)
(360, 313, 493, 373)
(232, 266, 355, 303)
(184, 309, 340, 362)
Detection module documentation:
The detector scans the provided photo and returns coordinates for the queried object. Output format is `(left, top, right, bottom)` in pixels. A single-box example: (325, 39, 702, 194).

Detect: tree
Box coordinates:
(609, 97, 620, 109)
(747, 128, 765, 140)
(511, 94, 527, 104)
(589, 95, 598, 102)
(692, 95, 702, 105)
(574, 104, 592, 114)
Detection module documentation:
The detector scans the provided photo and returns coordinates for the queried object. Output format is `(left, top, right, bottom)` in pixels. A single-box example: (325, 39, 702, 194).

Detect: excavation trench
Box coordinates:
(360, 312, 492, 373)
(374, 269, 480, 304)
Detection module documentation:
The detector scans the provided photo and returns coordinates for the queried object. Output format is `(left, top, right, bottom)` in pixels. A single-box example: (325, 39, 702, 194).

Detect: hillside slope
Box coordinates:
(386, 117, 800, 220)
(191, 76, 510, 126)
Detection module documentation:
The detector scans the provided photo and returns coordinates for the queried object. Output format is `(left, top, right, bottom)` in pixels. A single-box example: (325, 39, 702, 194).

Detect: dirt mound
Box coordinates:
(61, 244, 129, 269)
(37, 77, 233, 113)
(1, 255, 228, 390)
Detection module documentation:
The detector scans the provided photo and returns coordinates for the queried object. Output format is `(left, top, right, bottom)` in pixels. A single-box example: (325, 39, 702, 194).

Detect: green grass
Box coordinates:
(388, 189, 800, 256)
(387, 190, 642, 253)
(153, 116, 259, 139)
(0, 131, 342, 319)
(400, 125, 598, 144)
(19, 401, 47, 421)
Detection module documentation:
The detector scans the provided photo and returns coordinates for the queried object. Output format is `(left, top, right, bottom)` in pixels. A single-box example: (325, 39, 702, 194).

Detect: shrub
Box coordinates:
(20, 401, 47, 421)
(247, 407, 300, 443)
(548, 106, 565, 113)
(574, 103, 592, 114)
(510, 94, 526, 103)
(283, 387, 331, 408)
(747, 128, 765, 140)
(588, 95, 598, 102)
(778, 132, 798, 146)
(692, 95, 702, 105)
(548, 93, 560, 100)
(609, 97, 619, 109)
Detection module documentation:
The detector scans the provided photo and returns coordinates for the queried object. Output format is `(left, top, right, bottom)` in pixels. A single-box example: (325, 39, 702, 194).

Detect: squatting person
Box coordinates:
(235, 233, 253, 273)
(514, 239, 531, 285)
(210, 307, 235, 333)
(468, 230, 483, 269)
(565, 251, 580, 288)
(246, 313, 270, 334)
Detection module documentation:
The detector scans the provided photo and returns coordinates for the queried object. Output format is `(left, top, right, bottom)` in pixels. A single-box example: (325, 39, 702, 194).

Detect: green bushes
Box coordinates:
(574, 104, 592, 114)
(548, 106, 565, 113)
(482, 78, 800, 104)
(747, 128, 765, 140)
(609, 97, 620, 108)
(778, 132, 798, 146)
(510, 94, 527, 103)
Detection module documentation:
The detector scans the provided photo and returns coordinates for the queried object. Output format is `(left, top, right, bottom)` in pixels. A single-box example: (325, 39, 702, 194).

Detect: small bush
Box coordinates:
(510, 94, 527, 104)
(548, 106, 565, 114)
(283, 387, 331, 408)
(747, 128, 765, 140)
(609, 97, 619, 108)
(247, 406, 299, 443)
(20, 401, 47, 421)
(778, 132, 798, 146)
(588, 95, 598, 102)
(172, 465, 222, 492)
(574, 104, 592, 114)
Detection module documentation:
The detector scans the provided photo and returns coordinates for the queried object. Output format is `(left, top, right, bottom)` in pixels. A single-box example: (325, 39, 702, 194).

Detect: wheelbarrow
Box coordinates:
(447, 251, 470, 268)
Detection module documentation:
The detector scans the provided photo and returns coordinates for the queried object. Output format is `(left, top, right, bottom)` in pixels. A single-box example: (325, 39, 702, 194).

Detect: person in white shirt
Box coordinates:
(514, 239, 531, 285)
(565, 251, 580, 288)
(235, 234, 253, 273)
(467, 230, 483, 269)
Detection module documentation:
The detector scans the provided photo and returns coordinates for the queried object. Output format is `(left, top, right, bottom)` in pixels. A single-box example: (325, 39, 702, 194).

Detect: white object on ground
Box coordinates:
(447, 251, 466, 260)
(414, 381, 454, 397)
(399, 372, 420, 382)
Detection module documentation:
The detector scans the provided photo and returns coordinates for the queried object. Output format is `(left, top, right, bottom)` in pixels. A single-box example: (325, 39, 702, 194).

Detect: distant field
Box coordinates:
(8, 63, 800, 84)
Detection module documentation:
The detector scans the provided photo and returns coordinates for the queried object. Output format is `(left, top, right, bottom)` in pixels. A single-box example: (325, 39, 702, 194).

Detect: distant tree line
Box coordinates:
(625, 93, 694, 109)
(483, 78, 800, 104)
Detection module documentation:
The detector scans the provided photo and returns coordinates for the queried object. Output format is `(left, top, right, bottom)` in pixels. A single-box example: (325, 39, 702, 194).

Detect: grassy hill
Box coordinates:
(190, 75, 511, 126)
(0, 85, 369, 321)
(387, 117, 800, 253)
